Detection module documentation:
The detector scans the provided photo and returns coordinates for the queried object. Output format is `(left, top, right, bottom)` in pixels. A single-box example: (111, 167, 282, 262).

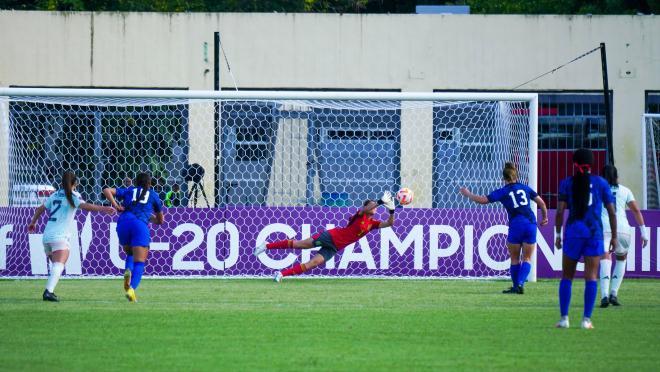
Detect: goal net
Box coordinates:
(0, 89, 538, 279)
(643, 114, 660, 209)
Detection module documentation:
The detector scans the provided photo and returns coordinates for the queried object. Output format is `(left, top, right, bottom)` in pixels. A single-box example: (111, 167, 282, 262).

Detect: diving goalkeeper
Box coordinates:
(254, 191, 396, 282)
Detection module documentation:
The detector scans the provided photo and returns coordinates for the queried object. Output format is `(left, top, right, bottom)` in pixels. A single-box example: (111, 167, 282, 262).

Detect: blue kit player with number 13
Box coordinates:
(460, 162, 548, 294)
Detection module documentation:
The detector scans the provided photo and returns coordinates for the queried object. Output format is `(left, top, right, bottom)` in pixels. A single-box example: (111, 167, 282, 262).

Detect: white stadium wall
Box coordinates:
(0, 11, 659, 204)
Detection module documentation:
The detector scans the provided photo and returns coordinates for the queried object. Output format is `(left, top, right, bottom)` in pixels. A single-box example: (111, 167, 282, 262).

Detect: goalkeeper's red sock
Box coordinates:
(267, 240, 294, 249)
(281, 263, 307, 277)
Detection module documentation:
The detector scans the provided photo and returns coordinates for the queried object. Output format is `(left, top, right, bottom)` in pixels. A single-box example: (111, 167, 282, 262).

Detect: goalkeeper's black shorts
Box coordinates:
(312, 231, 338, 261)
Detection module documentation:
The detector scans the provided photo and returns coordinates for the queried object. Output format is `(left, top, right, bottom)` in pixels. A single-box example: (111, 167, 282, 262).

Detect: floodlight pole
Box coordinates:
(601, 42, 614, 165)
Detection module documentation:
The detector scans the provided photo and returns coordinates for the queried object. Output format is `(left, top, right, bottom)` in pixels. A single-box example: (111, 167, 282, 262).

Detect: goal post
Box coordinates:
(0, 88, 538, 279)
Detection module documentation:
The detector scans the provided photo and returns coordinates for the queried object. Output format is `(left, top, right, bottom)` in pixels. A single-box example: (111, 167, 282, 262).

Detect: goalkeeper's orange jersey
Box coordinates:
(327, 212, 381, 250)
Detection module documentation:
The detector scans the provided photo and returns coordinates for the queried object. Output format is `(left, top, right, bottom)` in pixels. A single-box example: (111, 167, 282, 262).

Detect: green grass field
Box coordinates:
(1, 278, 659, 371)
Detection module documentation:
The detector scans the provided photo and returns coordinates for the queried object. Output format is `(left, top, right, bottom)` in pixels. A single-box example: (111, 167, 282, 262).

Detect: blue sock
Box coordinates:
(125, 255, 134, 272)
(510, 264, 521, 288)
(130, 262, 145, 289)
(559, 279, 572, 317)
(584, 280, 598, 318)
(518, 262, 531, 287)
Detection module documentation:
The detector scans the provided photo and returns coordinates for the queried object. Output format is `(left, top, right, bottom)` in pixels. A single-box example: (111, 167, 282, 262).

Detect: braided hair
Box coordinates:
(571, 148, 593, 219)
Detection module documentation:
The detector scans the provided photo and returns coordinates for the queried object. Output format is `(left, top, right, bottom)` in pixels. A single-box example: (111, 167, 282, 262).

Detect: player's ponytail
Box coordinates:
(62, 170, 77, 208)
(134, 172, 152, 205)
(572, 148, 593, 219)
(602, 164, 618, 187)
(503, 162, 518, 183)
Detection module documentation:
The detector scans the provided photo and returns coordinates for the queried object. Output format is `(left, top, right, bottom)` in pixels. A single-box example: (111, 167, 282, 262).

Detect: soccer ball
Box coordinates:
(396, 188, 414, 205)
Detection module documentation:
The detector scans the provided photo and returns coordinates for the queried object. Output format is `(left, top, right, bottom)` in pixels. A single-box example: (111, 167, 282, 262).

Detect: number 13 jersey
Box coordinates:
(487, 182, 538, 226)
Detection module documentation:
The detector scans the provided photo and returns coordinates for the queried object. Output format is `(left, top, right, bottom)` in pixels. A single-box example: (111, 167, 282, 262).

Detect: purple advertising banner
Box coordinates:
(1, 207, 658, 278)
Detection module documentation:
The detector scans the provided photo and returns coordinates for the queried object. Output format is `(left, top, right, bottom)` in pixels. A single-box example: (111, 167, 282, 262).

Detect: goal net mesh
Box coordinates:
(0, 92, 534, 278)
(644, 114, 660, 209)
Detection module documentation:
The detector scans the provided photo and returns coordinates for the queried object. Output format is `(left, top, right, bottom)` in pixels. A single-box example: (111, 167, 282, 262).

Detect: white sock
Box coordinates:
(599, 259, 612, 299)
(610, 259, 626, 296)
(46, 262, 65, 293)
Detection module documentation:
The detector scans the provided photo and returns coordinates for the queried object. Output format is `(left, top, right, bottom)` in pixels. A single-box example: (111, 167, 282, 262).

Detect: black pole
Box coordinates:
(600, 42, 614, 165)
(214, 32, 221, 207)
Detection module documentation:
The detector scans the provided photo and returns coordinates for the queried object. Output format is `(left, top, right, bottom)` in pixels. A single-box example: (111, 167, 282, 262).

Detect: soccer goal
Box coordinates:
(0, 88, 538, 279)
(642, 113, 660, 209)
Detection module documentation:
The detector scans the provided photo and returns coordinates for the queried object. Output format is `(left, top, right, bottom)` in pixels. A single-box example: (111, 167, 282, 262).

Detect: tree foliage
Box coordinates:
(0, 0, 657, 14)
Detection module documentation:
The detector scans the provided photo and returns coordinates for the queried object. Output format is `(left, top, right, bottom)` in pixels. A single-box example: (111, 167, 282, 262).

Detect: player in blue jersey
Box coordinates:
(103, 173, 164, 302)
(460, 162, 548, 294)
(554, 149, 617, 329)
(28, 171, 115, 302)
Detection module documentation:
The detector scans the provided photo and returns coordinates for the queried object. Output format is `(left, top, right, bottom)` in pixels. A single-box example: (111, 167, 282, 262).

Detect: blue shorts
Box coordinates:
(507, 222, 537, 245)
(117, 219, 151, 247)
(563, 238, 604, 261)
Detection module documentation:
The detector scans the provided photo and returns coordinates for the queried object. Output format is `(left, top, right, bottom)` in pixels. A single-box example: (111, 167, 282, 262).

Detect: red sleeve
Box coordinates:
(346, 212, 359, 226)
(370, 218, 381, 229)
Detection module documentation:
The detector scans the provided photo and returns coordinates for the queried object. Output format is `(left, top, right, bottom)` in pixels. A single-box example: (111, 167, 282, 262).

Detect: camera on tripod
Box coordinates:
(182, 163, 209, 208)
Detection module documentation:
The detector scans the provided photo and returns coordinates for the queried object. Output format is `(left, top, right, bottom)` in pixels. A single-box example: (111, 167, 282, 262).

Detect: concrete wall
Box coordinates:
(0, 11, 658, 202)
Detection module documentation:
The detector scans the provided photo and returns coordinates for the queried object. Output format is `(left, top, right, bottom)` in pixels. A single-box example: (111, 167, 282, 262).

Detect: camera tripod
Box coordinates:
(187, 180, 210, 208)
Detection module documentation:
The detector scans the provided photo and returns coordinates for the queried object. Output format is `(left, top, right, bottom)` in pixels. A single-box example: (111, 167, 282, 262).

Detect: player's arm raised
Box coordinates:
(102, 187, 124, 211)
(459, 187, 489, 204)
(379, 210, 395, 228)
(376, 191, 395, 228)
(356, 192, 395, 228)
(80, 202, 116, 215)
(361, 191, 395, 216)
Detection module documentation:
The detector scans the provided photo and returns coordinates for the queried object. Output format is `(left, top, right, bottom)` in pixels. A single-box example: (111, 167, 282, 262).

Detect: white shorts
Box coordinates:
(43, 241, 70, 254)
(604, 231, 631, 257)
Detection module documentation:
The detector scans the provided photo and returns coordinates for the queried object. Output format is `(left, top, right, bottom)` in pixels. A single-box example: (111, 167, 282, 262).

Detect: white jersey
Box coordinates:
(601, 184, 634, 234)
(42, 190, 84, 243)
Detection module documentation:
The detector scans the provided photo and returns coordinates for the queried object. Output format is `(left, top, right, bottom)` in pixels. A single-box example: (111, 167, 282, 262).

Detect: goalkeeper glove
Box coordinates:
(378, 191, 396, 211)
